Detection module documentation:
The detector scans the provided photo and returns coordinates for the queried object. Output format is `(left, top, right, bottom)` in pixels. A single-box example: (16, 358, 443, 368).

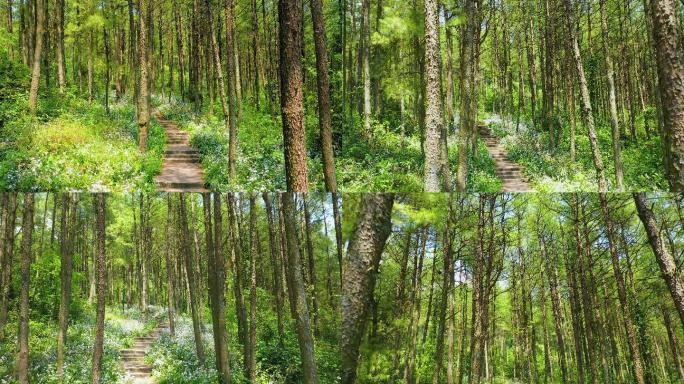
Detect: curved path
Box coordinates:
(478, 124, 533, 192)
(121, 322, 169, 384)
(153, 112, 208, 192)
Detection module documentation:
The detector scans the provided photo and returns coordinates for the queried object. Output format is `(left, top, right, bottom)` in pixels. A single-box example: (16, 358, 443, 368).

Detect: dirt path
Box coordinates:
(153, 112, 208, 192)
(121, 322, 169, 384)
(478, 124, 534, 192)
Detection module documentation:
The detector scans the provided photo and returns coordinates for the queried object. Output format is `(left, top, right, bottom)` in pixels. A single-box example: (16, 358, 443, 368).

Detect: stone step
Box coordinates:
(164, 157, 201, 164)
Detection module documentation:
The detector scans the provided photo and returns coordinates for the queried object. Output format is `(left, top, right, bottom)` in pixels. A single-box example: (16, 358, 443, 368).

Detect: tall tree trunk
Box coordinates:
(563, 0, 607, 190)
(599, 193, 646, 384)
(15, 194, 33, 384)
(28, 0, 44, 113)
(433, 200, 454, 383)
(303, 195, 318, 333)
(282, 193, 320, 383)
(341, 194, 394, 383)
(599, 0, 625, 190)
(423, 0, 447, 192)
(278, 0, 309, 191)
(165, 196, 176, 337)
(203, 194, 231, 383)
(224, 0, 239, 179)
(649, 0, 684, 190)
(456, 0, 481, 191)
(634, 193, 684, 326)
(361, 0, 371, 135)
(57, 194, 77, 377)
(310, 0, 338, 192)
(226, 195, 249, 362)
(138, 0, 151, 152)
(56, 0, 66, 94)
(0, 194, 17, 339)
(247, 196, 258, 381)
(179, 194, 206, 366)
(263, 193, 285, 344)
(91, 194, 106, 384)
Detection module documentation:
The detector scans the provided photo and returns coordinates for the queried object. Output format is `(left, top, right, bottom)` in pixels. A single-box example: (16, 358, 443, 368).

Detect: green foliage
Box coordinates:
(340, 117, 501, 192)
(0, 93, 163, 191)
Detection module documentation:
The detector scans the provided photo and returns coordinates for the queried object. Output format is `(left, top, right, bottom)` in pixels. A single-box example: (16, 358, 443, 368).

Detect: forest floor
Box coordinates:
(121, 321, 170, 384)
(153, 111, 208, 192)
(478, 122, 533, 192)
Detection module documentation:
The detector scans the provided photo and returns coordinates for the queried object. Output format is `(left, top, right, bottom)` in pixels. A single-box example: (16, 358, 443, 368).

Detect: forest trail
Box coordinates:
(154, 112, 208, 192)
(121, 322, 168, 384)
(478, 124, 533, 192)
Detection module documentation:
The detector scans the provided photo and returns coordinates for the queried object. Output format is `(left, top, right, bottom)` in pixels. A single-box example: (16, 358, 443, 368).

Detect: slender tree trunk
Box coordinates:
(433, 200, 454, 383)
(563, 0, 607, 190)
(341, 194, 394, 383)
(278, 0, 309, 191)
(15, 194, 33, 384)
(598, 0, 625, 190)
(263, 193, 285, 343)
(28, 0, 44, 113)
(456, 0, 481, 191)
(282, 193, 319, 384)
(634, 193, 684, 326)
(56, 0, 66, 94)
(91, 194, 106, 384)
(0, 194, 17, 339)
(361, 0, 371, 135)
(179, 194, 206, 366)
(649, 0, 684, 189)
(599, 193, 646, 383)
(224, 0, 239, 179)
(138, 0, 150, 152)
(165, 196, 176, 337)
(57, 194, 77, 377)
(247, 196, 258, 381)
(310, 0, 338, 192)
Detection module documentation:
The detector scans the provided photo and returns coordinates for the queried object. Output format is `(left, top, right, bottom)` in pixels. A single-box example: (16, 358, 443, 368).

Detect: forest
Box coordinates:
(0, 193, 341, 383)
(1, 0, 683, 192)
(342, 193, 684, 383)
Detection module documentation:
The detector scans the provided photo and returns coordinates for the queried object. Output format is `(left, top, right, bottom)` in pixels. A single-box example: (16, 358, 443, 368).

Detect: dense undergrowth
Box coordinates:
(148, 312, 340, 384)
(488, 109, 667, 191)
(340, 116, 502, 192)
(0, 52, 164, 191)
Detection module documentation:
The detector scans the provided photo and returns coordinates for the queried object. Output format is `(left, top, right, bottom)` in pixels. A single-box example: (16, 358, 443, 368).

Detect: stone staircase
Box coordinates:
(153, 112, 208, 192)
(478, 124, 533, 192)
(121, 322, 169, 384)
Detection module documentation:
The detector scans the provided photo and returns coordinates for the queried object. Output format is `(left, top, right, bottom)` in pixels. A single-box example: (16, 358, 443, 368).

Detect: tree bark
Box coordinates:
(28, 0, 45, 113)
(310, 0, 338, 192)
(278, 0, 309, 191)
(57, 194, 77, 377)
(15, 194, 33, 384)
(649, 0, 684, 189)
(599, 0, 625, 190)
(247, 196, 258, 381)
(138, 0, 151, 152)
(91, 194, 106, 384)
(165, 195, 176, 337)
(599, 193, 645, 384)
(634, 193, 684, 327)
(282, 193, 319, 383)
(563, 0, 607, 190)
(179, 194, 206, 366)
(423, 0, 447, 192)
(341, 194, 394, 383)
